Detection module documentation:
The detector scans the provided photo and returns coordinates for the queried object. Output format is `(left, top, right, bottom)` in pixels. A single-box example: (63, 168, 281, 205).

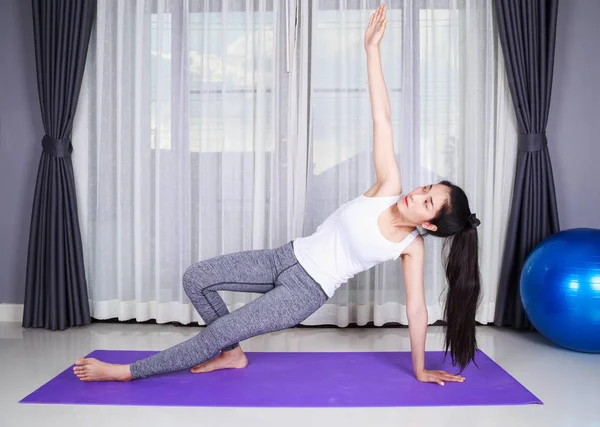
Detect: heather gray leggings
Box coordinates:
(130, 241, 328, 379)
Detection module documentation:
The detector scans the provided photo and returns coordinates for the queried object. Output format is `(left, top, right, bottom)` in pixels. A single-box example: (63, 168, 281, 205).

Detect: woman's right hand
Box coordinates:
(416, 369, 466, 386)
(364, 4, 388, 51)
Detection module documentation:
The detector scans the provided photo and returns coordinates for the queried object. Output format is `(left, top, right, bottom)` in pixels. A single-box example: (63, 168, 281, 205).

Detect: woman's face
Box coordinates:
(396, 184, 450, 229)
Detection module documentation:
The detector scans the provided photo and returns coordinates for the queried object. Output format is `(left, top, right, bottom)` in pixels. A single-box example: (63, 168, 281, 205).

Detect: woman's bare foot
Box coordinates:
(73, 358, 133, 382)
(190, 347, 248, 374)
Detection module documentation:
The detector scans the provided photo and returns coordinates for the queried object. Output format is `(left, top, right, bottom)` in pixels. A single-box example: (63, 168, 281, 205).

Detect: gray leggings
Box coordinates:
(129, 241, 328, 379)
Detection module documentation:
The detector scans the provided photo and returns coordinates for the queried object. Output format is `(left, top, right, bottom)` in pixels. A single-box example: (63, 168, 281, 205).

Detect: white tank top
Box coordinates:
(293, 194, 421, 297)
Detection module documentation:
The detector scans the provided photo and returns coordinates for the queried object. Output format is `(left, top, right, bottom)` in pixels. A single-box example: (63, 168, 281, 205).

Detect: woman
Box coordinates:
(74, 4, 480, 386)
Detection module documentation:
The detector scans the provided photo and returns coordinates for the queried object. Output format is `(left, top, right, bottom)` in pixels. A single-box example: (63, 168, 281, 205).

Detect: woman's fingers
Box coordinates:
(440, 373, 462, 380)
(375, 5, 387, 32)
(378, 4, 386, 21)
(429, 375, 445, 386)
(370, 4, 386, 27)
(433, 371, 466, 381)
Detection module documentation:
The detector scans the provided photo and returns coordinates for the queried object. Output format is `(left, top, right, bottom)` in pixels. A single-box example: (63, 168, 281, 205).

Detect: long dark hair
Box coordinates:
(427, 180, 481, 372)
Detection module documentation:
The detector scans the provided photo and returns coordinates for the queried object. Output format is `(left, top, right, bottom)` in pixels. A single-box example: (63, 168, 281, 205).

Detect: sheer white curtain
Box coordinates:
(73, 0, 516, 327)
(73, 0, 310, 323)
(302, 0, 518, 326)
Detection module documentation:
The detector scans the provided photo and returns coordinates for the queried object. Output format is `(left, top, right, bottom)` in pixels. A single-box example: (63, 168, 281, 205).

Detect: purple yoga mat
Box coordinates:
(20, 349, 541, 407)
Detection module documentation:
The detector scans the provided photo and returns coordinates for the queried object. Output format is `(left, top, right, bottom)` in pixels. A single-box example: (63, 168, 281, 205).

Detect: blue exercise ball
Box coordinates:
(520, 228, 600, 353)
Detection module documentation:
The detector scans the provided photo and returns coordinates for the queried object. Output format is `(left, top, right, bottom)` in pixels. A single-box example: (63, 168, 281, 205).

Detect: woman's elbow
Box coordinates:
(406, 304, 427, 319)
(372, 113, 391, 123)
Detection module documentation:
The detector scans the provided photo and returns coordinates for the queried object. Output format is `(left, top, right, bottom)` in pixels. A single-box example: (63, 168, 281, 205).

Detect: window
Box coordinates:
(149, 1, 463, 179)
(419, 7, 461, 180)
(310, 1, 462, 180)
(311, 2, 403, 176)
(150, 0, 276, 152)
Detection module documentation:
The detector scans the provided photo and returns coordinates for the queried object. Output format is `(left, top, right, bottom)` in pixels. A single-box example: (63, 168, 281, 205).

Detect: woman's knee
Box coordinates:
(182, 262, 209, 296)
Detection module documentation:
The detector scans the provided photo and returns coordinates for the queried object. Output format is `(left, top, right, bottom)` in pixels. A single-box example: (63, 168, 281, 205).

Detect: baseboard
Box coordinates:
(0, 304, 23, 322)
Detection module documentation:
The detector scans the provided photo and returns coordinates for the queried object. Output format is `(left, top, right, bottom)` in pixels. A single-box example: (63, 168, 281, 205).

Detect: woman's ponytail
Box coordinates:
(429, 181, 482, 372)
(441, 220, 481, 371)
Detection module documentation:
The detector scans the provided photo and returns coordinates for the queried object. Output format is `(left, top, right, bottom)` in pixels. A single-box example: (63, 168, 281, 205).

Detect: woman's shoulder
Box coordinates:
(401, 231, 424, 258)
(362, 181, 402, 198)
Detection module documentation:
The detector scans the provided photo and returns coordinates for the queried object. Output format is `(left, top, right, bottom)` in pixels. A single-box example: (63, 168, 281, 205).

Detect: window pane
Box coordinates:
(150, 4, 275, 153)
(419, 8, 460, 180)
(311, 4, 403, 175)
(188, 9, 274, 153)
(151, 13, 172, 150)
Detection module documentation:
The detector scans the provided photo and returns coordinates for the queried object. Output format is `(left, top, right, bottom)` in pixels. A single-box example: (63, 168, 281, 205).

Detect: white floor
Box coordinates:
(0, 321, 598, 427)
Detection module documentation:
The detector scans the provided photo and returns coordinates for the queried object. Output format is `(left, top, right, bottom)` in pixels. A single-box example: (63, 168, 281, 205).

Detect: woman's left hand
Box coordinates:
(415, 369, 465, 386)
(364, 4, 388, 50)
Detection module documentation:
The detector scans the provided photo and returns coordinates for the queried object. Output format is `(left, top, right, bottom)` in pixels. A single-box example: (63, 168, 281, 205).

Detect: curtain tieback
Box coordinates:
(518, 132, 547, 152)
(42, 135, 73, 158)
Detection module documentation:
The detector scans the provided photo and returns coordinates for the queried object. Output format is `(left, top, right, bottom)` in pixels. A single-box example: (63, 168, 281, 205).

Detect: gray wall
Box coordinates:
(1, 0, 599, 304)
(547, 0, 600, 230)
(0, 0, 44, 304)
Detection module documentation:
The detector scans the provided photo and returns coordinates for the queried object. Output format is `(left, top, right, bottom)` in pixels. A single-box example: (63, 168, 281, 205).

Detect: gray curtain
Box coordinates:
(493, 0, 560, 328)
(23, 0, 96, 330)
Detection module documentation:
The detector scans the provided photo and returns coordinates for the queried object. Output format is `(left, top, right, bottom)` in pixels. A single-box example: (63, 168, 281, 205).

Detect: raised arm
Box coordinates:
(364, 4, 401, 190)
(401, 236, 465, 386)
